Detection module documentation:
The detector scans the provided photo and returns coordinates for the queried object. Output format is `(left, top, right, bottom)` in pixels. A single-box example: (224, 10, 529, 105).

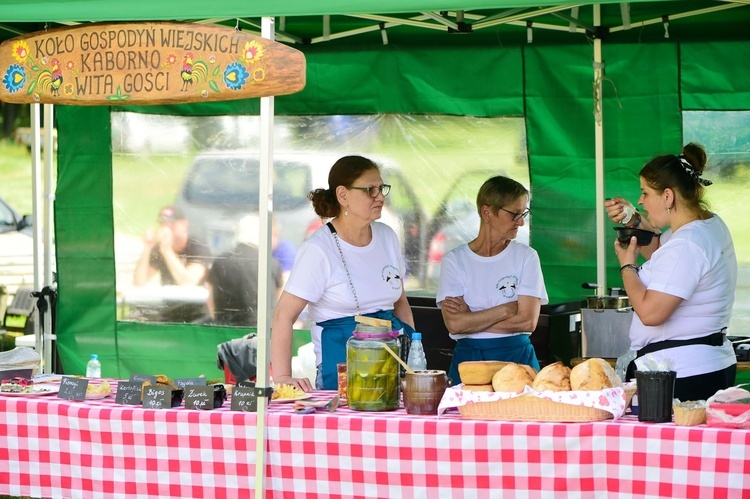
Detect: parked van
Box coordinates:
(173, 151, 425, 279)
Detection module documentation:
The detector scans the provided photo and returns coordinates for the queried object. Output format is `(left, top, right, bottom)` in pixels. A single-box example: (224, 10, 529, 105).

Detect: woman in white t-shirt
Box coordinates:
(271, 156, 415, 391)
(605, 143, 737, 401)
(437, 176, 548, 384)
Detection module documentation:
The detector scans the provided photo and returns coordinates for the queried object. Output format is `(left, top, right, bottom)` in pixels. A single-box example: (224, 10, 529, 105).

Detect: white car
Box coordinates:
(0, 197, 35, 298)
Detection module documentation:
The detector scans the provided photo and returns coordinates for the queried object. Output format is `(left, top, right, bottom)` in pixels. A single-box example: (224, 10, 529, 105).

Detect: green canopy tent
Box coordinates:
(1, 0, 748, 377)
(3, 1, 750, 494)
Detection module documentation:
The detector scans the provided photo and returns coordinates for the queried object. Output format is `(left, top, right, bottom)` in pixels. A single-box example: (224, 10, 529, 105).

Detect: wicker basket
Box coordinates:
(457, 394, 611, 422)
(457, 385, 637, 422)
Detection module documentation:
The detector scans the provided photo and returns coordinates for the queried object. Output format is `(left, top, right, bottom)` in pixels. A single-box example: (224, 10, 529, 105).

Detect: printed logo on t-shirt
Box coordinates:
(381, 265, 402, 290)
(496, 275, 518, 298)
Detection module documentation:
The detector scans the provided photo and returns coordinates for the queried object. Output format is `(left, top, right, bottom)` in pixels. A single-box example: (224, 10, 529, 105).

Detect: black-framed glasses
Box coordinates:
(349, 184, 391, 198)
(499, 207, 530, 221)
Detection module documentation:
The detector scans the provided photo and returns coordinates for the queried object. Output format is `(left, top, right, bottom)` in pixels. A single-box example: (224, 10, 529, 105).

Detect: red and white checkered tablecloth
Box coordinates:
(265, 397, 750, 499)
(3, 384, 750, 498)
(1, 380, 259, 499)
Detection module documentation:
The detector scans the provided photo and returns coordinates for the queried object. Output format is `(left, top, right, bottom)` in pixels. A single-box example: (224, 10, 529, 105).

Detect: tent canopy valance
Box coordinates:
(1, 2, 748, 48)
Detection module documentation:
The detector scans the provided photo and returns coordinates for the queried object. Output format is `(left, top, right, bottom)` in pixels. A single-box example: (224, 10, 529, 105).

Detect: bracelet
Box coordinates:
(620, 263, 639, 275)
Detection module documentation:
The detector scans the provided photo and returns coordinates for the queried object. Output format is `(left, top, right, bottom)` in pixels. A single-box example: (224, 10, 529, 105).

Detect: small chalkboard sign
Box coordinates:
(236, 380, 256, 389)
(142, 385, 171, 409)
(184, 385, 215, 410)
(130, 373, 158, 386)
(231, 387, 258, 412)
(115, 381, 143, 405)
(174, 378, 206, 390)
(58, 376, 88, 401)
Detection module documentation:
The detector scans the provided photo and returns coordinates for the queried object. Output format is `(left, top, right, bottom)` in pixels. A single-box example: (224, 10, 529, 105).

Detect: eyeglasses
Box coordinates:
(349, 184, 391, 198)
(499, 207, 530, 221)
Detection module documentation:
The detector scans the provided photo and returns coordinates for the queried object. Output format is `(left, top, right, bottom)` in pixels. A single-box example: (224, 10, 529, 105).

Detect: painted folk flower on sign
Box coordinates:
(223, 62, 249, 90)
(2, 64, 25, 93)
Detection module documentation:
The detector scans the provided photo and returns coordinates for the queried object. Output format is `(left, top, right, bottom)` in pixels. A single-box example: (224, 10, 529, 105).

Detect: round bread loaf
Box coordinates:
(570, 358, 622, 390)
(491, 363, 534, 393)
(531, 361, 571, 392)
(462, 384, 495, 392)
(458, 360, 509, 385)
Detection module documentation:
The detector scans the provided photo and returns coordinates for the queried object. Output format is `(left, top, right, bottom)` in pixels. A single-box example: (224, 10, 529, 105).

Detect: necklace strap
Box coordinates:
(327, 222, 361, 315)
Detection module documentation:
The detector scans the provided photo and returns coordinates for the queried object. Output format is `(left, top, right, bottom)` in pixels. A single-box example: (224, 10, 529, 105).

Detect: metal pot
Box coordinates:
(582, 283, 630, 309)
(586, 296, 630, 309)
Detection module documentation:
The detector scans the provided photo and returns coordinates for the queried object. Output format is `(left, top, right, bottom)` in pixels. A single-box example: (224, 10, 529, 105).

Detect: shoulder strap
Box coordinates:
(326, 221, 336, 234)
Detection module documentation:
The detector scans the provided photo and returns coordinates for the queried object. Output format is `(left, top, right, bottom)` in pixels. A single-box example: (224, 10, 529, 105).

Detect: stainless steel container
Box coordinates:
(581, 307, 633, 358)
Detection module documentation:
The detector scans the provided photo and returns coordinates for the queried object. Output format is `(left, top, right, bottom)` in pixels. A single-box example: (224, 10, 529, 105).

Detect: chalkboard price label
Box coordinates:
(184, 385, 215, 410)
(231, 387, 258, 412)
(115, 381, 143, 405)
(57, 376, 88, 401)
(142, 385, 171, 410)
(236, 380, 256, 389)
(174, 378, 206, 390)
(130, 373, 158, 386)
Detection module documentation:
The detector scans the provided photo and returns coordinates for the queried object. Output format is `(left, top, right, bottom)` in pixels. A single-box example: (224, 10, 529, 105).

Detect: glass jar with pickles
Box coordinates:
(346, 324, 400, 411)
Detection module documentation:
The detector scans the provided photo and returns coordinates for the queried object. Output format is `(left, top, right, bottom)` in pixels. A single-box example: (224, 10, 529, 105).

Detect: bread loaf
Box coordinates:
(491, 363, 535, 393)
(458, 360, 509, 385)
(570, 358, 622, 391)
(532, 361, 571, 392)
(462, 384, 495, 392)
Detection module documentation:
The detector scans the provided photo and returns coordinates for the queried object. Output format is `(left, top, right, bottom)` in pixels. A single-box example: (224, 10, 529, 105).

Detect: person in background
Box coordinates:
(271, 219, 297, 288)
(437, 175, 547, 384)
(605, 143, 736, 401)
(132, 205, 210, 322)
(271, 155, 415, 391)
(133, 205, 209, 287)
(206, 215, 283, 326)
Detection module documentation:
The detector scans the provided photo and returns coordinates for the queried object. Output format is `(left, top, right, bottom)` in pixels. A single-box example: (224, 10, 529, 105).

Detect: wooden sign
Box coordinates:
(58, 376, 88, 401)
(0, 22, 306, 105)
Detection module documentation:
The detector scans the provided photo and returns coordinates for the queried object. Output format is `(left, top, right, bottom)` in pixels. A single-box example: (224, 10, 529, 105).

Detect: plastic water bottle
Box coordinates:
(407, 332, 427, 371)
(86, 354, 101, 378)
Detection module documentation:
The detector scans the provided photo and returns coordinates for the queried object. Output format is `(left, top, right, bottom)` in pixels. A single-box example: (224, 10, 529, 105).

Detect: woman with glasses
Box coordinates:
(271, 155, 415, 391)
(437, 175, 548, 384)
(604, 143, 736, 401)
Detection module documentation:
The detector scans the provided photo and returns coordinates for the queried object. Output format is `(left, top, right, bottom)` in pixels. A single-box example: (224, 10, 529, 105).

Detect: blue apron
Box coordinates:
(316, 310, 415, 390)
(449, 335, 540, 384)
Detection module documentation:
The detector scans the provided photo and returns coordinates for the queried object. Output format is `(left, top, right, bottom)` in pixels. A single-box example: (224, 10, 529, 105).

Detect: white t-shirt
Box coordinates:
(437, 241, 549, 341)
(629, 215, 737, 378)
(284, 221, 406, 364)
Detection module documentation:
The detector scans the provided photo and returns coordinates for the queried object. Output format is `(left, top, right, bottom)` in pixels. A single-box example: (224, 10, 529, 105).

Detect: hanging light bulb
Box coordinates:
(527, 21, 533, 44)
(662, 15, 670, 39)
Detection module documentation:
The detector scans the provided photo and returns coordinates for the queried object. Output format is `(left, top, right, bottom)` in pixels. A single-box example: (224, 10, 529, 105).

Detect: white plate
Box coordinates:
(85, 391, 112, 400)
(0, 385, 60, 397)
(270, 394, 312, 404)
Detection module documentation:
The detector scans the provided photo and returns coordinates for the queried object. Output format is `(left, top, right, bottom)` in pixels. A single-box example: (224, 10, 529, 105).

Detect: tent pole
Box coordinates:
(43, 104, 55, 373)
(593, 4, 606, 296)
(30, 104, 44, 365)
(255, 16, 275, 498)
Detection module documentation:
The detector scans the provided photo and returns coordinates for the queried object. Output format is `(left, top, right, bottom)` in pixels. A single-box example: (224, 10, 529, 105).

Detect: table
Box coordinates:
(2, 382, 750, 498)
